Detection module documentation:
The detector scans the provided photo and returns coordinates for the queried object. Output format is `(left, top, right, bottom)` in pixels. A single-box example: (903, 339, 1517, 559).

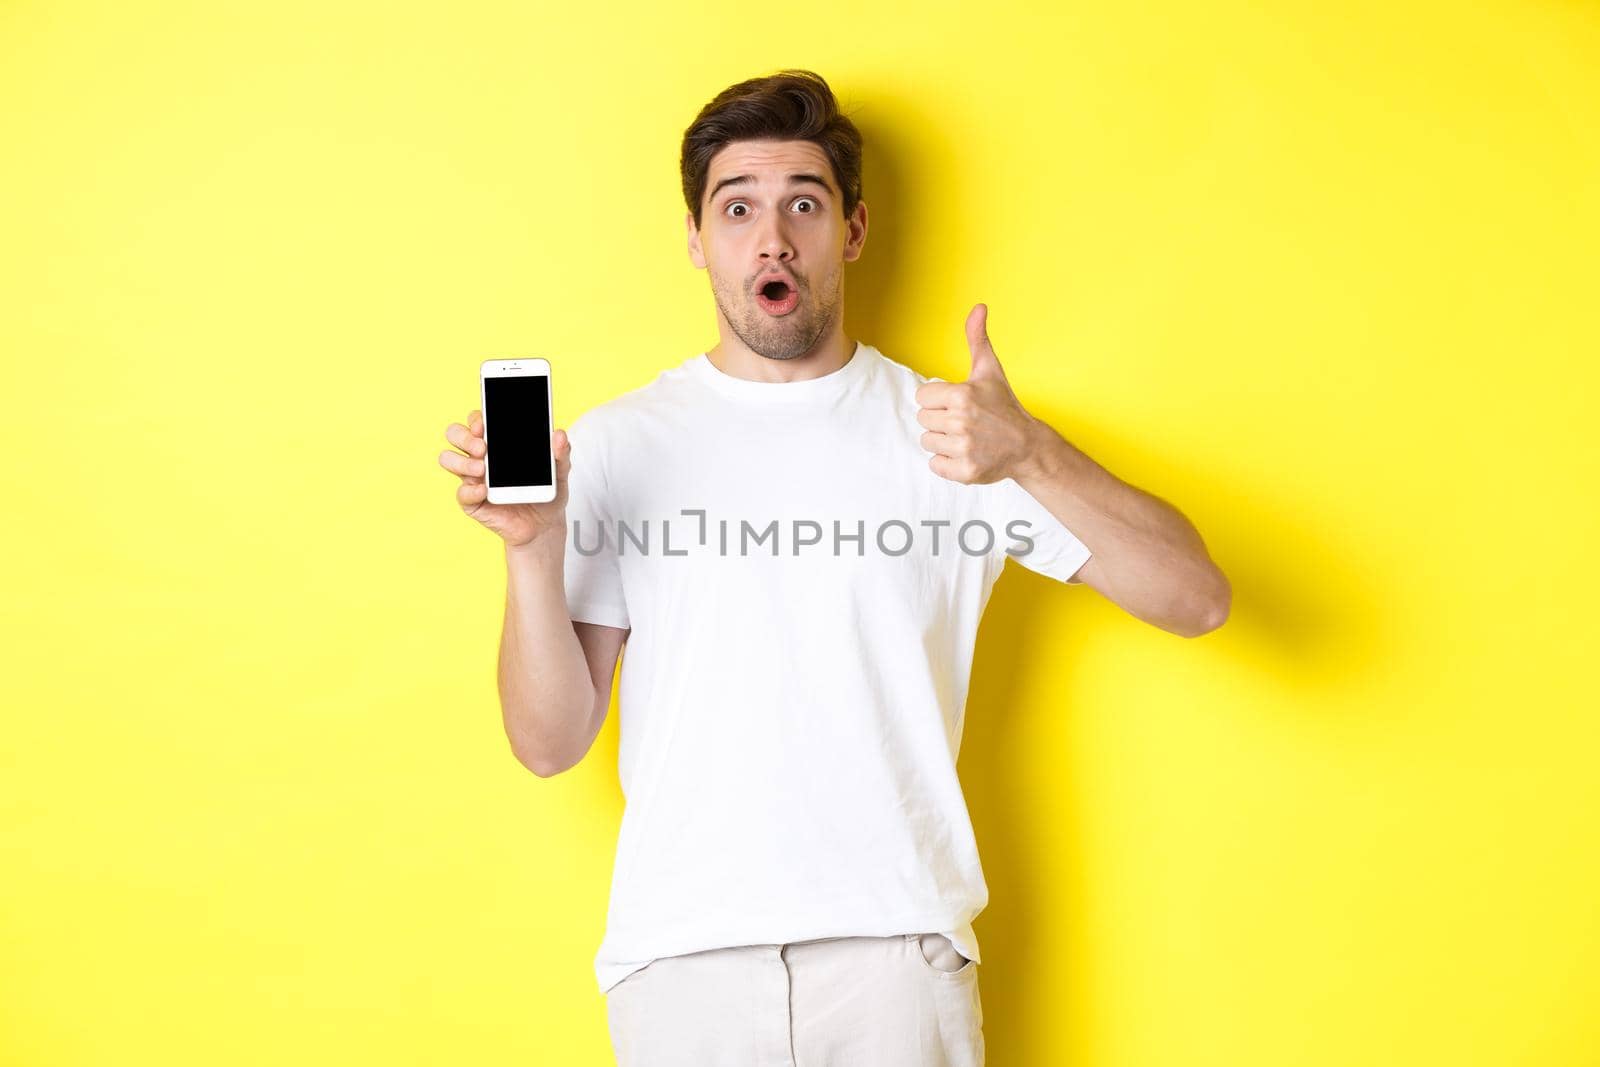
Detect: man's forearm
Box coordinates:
(1013, 417, 1230, 637)
(499, 537, 597, 774)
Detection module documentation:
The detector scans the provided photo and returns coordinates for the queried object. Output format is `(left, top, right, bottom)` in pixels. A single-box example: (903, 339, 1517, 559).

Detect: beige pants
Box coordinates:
(604, 932, 983, 1066)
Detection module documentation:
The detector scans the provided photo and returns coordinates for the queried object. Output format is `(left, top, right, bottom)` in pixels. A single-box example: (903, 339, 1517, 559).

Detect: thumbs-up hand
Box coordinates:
(914, 303, 1041, 484)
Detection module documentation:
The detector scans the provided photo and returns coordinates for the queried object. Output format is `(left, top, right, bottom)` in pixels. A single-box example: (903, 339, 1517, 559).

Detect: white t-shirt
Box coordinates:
(562, 340, 1092, 995)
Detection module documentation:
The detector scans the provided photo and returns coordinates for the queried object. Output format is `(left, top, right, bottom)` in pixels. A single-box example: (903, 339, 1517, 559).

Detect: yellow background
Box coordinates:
(3, 1, 1597, 1063)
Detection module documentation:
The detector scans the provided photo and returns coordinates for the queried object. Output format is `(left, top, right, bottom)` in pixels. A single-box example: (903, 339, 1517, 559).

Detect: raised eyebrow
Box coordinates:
(711, 173, 834, 205)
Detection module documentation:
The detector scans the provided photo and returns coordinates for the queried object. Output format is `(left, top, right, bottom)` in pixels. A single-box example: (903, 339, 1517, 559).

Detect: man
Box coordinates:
(439, 69, 1229, 1066)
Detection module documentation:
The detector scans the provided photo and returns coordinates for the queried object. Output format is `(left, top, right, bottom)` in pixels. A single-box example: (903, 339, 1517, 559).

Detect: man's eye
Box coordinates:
(724, 198, 818, 218)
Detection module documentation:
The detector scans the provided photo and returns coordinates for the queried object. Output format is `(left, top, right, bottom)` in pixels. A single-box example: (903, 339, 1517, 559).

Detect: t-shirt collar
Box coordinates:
(689, 339, 872, 403)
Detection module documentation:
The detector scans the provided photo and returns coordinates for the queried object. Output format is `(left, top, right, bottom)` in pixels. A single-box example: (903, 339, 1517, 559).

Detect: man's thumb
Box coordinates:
(553, 429, 571, 474)
(966, 303, 1005, 381)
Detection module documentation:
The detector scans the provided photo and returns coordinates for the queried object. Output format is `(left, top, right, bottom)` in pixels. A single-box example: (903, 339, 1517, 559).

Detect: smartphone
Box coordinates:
(478, 357, 555, 505)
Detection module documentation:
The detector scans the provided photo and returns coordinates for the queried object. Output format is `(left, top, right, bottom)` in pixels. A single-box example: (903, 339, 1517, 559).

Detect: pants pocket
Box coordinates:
(910, 932, 976, 978)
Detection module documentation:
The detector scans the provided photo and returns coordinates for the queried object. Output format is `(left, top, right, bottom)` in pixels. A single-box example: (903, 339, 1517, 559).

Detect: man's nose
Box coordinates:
(756, 217, 794, 261)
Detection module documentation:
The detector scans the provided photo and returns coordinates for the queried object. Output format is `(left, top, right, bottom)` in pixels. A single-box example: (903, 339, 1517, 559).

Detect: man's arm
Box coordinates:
(915, 303, 1230, 639)
(1013, 418, 1231, 638)
(499, 539, 628, 776)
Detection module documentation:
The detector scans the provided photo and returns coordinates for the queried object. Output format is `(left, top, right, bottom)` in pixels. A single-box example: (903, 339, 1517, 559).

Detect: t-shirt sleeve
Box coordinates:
(987, 475, 1093, 585)
(562, 414, 631, 629)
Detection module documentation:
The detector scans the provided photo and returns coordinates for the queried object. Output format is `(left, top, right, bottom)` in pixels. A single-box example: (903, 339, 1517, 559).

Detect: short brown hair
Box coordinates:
(680, 69, 864, 230)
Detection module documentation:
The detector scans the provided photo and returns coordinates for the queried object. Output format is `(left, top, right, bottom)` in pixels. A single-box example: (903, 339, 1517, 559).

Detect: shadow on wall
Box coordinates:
(961, 406, 1386, 1054)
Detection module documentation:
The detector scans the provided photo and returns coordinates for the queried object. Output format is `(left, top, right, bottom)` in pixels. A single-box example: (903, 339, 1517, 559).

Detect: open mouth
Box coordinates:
(754, 277, 800, 315)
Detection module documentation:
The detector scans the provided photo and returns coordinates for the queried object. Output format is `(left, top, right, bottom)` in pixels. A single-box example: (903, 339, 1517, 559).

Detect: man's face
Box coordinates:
(687, 138, 867, 361)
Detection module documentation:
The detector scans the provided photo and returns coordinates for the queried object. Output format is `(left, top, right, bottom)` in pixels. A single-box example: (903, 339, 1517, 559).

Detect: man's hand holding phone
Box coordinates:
(440, 409, 571, 552)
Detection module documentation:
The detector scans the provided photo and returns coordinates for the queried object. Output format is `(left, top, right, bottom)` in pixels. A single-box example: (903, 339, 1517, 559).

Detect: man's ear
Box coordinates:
(687, 212, 706, 269)
(842, 199, 867, 263)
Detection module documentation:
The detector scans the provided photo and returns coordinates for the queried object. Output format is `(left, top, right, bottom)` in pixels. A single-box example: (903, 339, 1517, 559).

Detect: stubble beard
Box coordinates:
(712, 265, 841, 362)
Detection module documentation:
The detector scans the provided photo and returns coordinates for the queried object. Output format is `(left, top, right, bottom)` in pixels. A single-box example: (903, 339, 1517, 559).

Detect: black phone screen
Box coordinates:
(483, 374, 552, 488)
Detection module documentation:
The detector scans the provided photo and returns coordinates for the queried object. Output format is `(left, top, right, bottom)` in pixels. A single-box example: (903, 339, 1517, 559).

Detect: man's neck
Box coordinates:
(706, 327, 855, 384)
